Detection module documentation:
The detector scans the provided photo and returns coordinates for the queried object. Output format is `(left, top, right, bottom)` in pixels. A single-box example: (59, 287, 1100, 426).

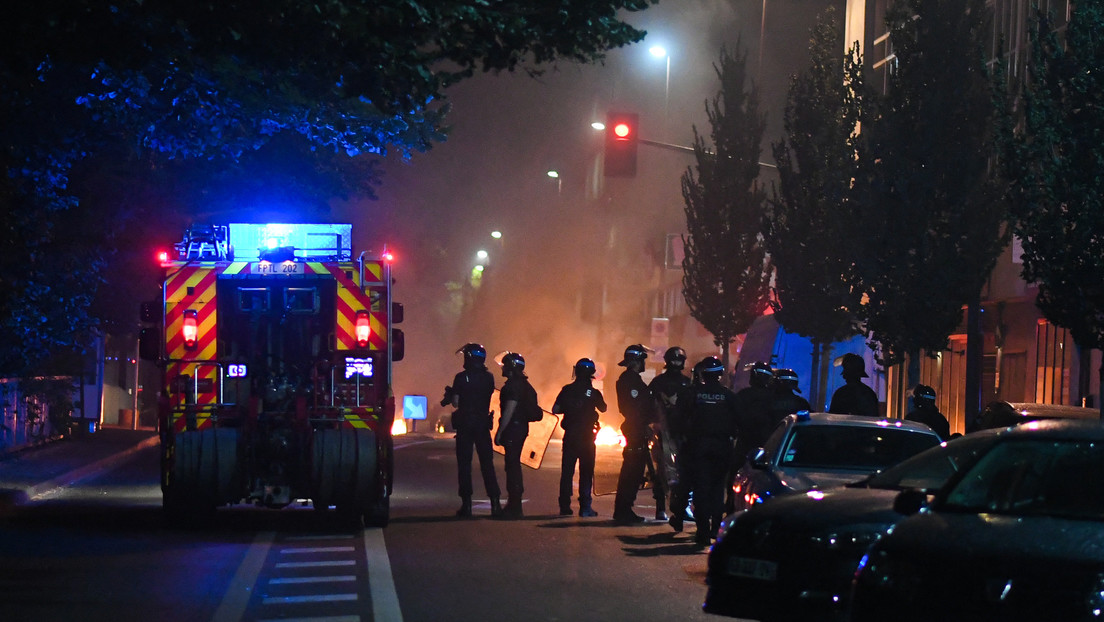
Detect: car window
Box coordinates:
(863, 433, 995, 491)
(942, 439, 1104, 520)
(779, 425, 941, 470)
(763, 421, 788, 455)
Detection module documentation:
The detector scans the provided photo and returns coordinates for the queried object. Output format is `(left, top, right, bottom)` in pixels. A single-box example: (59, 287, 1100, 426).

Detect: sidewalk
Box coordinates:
(0, 427, 159, 507)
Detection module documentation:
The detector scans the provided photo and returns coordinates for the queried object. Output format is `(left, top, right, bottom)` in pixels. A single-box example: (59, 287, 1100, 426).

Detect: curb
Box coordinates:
(25, 435, 161, 500)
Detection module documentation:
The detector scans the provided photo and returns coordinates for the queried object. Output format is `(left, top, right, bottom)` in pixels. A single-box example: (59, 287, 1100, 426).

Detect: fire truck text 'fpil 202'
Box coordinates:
(139, 224, 402, 527)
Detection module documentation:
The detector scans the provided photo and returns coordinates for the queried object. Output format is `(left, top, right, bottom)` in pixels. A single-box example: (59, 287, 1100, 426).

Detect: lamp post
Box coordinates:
(649, 45, 670, 119)
(547, 169, 562, 194)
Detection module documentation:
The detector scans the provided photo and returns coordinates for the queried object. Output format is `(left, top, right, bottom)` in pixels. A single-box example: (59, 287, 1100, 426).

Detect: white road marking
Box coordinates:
(280, 546, 356, 554)
(262, 594, 358, 605)
(363, 529, 403, 622)
(211, 530, 275, 622)
(275, 560, 357, 569)
(268, 575, 356, 585)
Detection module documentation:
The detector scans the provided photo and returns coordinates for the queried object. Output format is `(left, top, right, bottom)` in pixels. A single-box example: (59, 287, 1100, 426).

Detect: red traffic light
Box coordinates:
(604, 111, 639, 177)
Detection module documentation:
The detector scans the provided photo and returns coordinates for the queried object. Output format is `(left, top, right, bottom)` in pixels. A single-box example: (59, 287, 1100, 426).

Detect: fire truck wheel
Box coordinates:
(364, 495, 389, 528)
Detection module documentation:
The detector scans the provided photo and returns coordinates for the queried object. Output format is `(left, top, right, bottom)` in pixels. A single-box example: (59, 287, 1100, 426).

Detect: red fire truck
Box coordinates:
(139, 223, 402, 526)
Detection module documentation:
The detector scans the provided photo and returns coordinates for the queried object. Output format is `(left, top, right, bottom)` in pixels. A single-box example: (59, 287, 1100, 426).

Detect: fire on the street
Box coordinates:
(595, 425, 625, 447)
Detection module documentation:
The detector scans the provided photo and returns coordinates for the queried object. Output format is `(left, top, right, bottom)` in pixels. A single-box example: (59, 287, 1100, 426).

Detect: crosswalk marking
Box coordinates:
(268, 575, 356, 585)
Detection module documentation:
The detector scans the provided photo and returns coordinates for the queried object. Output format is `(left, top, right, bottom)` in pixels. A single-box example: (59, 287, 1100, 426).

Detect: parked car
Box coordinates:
(975, 400, 1097, 430)
(704, 429, 1000, 621)
(730, 412, 943, 513)
(850, 419, 1104, 622)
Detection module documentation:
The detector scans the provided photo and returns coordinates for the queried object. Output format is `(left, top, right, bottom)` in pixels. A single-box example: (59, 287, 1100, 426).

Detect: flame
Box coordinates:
(391, 418, 408, 435)
(594, 425, 625, 447)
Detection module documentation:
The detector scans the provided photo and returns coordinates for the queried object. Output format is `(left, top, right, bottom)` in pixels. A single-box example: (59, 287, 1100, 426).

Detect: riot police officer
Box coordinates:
(553, 358, 607, 517)
(649, 346, 692, 526)
(767, 368, 812, 422)
(684, 356, 742, 546)
(613, 344, 655, 524)
(905, 384, 950, 440)
(494, 352, 534, 519)
(728, 361, 775, 514)
(450, 343, 503, 518)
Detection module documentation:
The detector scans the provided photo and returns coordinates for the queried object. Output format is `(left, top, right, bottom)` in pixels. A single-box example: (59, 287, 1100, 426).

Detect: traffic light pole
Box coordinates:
(640, 138, 777, 169)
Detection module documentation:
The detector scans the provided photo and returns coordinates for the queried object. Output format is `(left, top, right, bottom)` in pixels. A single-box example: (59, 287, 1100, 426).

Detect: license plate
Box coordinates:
(251, 261, 302, 275)
(728, 556, 778, 581)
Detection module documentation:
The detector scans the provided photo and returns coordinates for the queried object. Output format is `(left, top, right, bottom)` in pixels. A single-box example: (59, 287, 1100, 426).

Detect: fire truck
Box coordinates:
(139, 223, 402, 526)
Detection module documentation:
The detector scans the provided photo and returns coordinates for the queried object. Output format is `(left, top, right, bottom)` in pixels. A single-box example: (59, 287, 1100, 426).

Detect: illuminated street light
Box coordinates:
(547, 169, 562, 194)
(491, 230, 502, 240)
(476, 249, 488, 261)
(649, 45, 671, 118)
(591, 121, 606, 131)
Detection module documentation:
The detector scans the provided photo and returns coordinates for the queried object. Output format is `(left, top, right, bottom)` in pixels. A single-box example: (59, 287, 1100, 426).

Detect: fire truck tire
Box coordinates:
(312, 428, 377, 511)
(364, 495, 389, 528)
(167, 429, 239, 514)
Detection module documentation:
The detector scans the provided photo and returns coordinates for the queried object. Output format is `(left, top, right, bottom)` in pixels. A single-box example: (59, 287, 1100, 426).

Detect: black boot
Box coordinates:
(579, 503, 598, 518)
(655, 507, 668, 521)
(558, 497, 572, 515)
(503, 499, 523, 519)
(613, 506, 645, 524)
(456, 496, 472, 518)
(490, 497, 503, 517)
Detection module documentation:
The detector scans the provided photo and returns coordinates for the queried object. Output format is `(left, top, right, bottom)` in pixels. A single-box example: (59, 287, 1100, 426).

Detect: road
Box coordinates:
(0, 433, 731, 622)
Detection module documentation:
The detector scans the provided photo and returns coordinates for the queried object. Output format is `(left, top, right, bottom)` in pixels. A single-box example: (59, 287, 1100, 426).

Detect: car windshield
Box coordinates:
(858, 433, 995, 491)
(941, 439, 1104, 520)
(779, 425, 941, 471)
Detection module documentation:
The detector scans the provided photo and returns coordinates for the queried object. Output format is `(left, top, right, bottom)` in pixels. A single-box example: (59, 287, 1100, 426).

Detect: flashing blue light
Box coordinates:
(796, 410, 811, 421)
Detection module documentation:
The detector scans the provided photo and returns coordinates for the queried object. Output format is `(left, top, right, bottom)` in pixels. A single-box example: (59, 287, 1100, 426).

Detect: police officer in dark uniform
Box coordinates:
(684, 356, 742, 546)
(829, 353, 879, 416)
(649, 346, 692, 526)
(613, 344, 655, 524)
(494, 352, 534, 519)
(727, 361, 775, 514)
(553, 358, 607, 517)
(905, 384, 950, 440)
(450, 343, 503, 518)
(768, 368, 812, 423)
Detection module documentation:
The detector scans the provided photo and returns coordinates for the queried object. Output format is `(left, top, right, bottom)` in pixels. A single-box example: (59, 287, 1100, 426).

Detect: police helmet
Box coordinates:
(618, 344, 648, 367)
(502, 352, 525, 377)
(663, 347, 687, 370)
(698, 356, 724, 380)
(574, 358, 596, 379)
(458, 343, 487, 367)
(912, 384, 936, 404)
(774, 368, 801, 392)
(748, 361, 773, 388)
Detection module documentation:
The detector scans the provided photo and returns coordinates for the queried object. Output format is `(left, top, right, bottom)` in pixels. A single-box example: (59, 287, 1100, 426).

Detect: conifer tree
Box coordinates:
(681, 43, 772, 370)
(767, 9, 866, 406)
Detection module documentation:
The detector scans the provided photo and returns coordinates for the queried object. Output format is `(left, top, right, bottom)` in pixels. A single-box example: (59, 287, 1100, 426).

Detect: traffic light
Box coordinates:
(604, 111, 639, 177)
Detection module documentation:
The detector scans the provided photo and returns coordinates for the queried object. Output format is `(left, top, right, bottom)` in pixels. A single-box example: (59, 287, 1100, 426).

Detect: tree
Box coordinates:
(767, 9, 866, 406)
(1001, 0, 1104, 416)
(681, 43, 772, 372)
(850, 0, 1008, 388)
(0, 0, 658, 376)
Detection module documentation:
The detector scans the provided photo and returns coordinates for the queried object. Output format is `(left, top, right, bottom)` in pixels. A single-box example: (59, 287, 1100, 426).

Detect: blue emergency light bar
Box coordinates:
(228, 223, 352, 261)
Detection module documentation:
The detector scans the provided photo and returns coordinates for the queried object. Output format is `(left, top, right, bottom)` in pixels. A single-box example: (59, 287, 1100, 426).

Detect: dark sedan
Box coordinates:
(850, 419, 1104, 622)
(730, 412, 943, 513)
(704, 430, 1000, 621)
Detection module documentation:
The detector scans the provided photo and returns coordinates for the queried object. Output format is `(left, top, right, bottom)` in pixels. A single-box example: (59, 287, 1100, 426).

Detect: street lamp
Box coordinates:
(649, 45, 670, 119)
(547, 169, 562, 194)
